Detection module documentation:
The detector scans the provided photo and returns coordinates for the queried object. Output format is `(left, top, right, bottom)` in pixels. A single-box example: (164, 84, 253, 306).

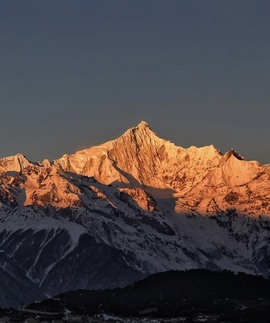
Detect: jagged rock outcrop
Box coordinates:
(0, 153, 32, 173)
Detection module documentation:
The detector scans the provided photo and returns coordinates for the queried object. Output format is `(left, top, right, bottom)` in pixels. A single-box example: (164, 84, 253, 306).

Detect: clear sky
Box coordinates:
(0, 1, 269, 163)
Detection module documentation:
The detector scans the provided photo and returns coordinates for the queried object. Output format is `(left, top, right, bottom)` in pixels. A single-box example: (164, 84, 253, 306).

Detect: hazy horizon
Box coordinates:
(0, 1, 269, 163)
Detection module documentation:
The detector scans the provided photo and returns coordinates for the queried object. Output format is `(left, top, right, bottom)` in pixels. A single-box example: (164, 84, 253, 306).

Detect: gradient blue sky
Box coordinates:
(0, 1, 269, 163)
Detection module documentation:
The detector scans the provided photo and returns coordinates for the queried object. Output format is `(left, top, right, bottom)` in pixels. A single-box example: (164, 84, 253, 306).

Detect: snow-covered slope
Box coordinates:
(0, 121, 270, 306)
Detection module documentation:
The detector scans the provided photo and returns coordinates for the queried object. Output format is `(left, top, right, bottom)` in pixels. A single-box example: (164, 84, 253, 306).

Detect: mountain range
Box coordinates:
(0, 121, 270, 307)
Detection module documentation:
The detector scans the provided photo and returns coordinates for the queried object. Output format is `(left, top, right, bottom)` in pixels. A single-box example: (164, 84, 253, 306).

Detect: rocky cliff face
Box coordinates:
(0, 121, 270, 306)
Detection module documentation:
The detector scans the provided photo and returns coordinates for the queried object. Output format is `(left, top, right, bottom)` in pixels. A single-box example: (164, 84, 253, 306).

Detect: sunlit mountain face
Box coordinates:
(0, 121, 270, 307)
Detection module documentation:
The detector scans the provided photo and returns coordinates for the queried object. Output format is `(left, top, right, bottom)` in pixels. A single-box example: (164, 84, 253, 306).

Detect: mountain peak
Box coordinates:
(225, 148, 245, 161)
(0, 153, 32, 173)
(129, 121, 152, 133)
(120, 121, 156, 141)
(137, 121, 150, 128)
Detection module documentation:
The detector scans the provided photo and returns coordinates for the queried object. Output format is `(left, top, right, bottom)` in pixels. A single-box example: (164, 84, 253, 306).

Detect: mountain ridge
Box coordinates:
(0, 121, 270, 307)
(0, 121, 265, 167)
(52, 121, 270, 216)
(0, 121, 269, 215)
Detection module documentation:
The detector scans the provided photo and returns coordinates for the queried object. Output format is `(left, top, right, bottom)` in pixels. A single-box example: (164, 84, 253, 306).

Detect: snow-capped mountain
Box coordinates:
(55, 121, 270, 216)
(0, 121, 270, 306)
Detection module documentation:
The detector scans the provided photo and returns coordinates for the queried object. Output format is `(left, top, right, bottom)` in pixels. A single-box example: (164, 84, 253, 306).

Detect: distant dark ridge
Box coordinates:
(27, 269, 270, 321)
